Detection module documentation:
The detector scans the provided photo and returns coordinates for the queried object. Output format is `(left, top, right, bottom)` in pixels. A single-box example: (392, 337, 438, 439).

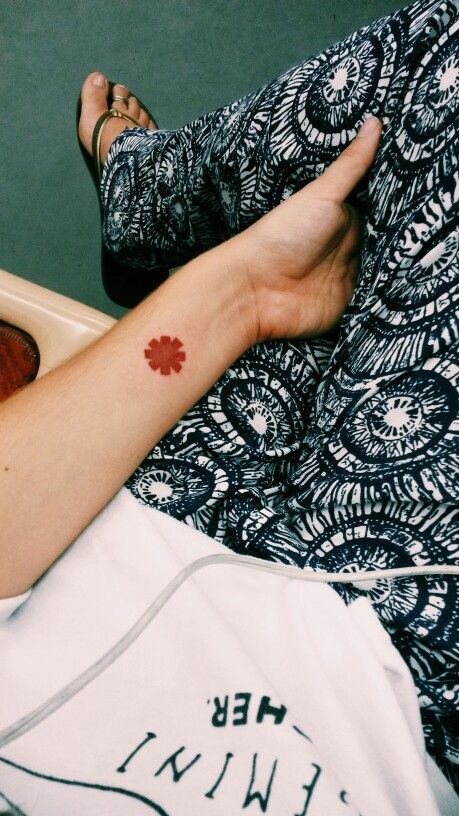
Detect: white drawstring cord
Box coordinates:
(0, 552, 458, 749)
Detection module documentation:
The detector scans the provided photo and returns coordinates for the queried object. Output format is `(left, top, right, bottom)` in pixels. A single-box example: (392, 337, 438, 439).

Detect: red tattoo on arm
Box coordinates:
(144, 336, 186, 375)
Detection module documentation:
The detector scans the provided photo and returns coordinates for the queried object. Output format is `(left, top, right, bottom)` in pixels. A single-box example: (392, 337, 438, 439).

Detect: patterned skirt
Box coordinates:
(100, 0, 459, 789)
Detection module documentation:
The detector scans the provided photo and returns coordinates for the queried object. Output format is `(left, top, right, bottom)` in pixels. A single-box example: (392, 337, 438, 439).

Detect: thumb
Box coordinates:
(307, 116, 383, 203)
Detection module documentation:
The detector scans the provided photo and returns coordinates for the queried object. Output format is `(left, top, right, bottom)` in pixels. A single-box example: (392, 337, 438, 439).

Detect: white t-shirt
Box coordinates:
(0, 488, 457, 815)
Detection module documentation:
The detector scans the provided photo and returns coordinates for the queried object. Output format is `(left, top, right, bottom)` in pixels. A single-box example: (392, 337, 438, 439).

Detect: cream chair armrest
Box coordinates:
(0, 269, 116, 377)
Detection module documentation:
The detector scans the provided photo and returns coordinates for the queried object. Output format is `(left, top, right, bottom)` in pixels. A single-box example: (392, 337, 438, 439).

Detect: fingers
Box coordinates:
(308, 116, 383, 203)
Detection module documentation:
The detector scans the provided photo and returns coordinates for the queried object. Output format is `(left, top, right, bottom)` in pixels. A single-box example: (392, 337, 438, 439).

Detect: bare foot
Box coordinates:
(78, 72, 157, 166)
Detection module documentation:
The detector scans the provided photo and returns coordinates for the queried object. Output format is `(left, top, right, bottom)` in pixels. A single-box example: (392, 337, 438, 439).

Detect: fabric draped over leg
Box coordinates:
(100, 0, 459, 789)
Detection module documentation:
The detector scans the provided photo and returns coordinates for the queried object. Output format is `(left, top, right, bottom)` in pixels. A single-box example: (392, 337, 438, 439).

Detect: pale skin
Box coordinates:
(0, 73, 382, 598)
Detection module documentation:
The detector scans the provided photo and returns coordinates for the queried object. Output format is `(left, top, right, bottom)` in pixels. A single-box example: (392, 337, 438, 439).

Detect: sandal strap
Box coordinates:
(109, 108, 143, 127)
(91, 109, 142, 182)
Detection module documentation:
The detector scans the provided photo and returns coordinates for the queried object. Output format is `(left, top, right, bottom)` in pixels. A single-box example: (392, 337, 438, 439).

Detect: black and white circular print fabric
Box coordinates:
(104, 0, 459, 791)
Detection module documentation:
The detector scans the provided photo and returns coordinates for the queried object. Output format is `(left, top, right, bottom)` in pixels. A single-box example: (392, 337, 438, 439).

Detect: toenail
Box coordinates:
(92, 73, 107, 88)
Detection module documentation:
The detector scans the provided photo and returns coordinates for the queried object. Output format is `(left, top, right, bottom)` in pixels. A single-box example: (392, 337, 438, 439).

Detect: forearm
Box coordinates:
(0, 118, 381, 598)
(0, 240, 255, 597)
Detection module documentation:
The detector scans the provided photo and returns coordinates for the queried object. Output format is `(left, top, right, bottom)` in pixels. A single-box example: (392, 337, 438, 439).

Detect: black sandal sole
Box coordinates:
(76, 80, 169, 308)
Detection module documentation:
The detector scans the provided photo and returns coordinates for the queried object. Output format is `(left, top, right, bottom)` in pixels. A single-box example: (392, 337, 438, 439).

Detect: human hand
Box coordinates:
(233, 116, 382, 343)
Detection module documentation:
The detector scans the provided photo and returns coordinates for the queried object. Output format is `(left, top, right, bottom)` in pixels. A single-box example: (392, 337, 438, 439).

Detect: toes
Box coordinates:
(111, 83, 130, 113)
(82, 72, 109, 100)
(82, 76, 157, 138)
(80, 71, 109, 112)
(112, 83, 129, 99)
(128, 95, 141, 121)
(137, 107, 150, 128)
(79, 72, 110, 152)
(108, 82, 157, 130)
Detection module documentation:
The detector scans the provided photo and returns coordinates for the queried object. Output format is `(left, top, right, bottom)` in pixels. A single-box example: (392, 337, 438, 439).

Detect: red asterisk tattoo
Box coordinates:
(144, 336, 186, 375)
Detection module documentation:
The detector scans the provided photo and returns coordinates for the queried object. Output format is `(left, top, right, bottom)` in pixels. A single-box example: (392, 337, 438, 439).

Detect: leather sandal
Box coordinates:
(76, 81, 169, 308)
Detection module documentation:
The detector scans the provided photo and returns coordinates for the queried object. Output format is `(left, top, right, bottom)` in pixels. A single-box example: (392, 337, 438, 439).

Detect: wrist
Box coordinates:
(179, 236, 260, 351)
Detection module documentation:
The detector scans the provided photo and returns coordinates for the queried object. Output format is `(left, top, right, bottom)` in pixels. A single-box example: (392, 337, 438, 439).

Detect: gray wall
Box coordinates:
(1, 0, 402, 318)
